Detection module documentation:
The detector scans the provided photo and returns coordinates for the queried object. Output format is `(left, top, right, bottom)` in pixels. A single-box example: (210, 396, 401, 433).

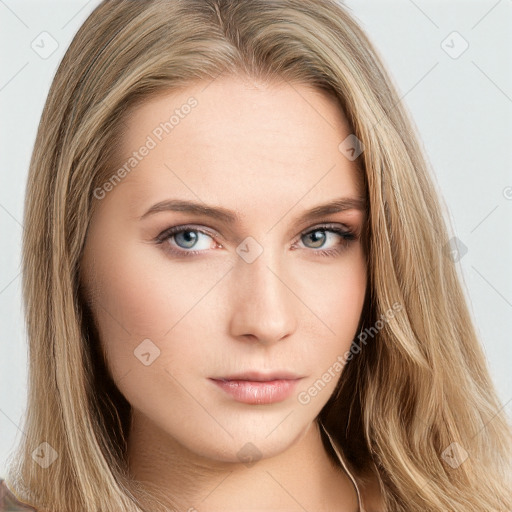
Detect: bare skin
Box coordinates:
(81, 75, 371, 511)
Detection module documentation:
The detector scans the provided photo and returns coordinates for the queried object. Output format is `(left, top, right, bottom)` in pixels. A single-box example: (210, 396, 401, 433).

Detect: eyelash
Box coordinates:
(154, 223, 357, 259)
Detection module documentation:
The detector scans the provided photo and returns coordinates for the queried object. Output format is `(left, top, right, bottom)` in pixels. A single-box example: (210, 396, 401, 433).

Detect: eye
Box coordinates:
(155, 225, 217, 257)
(296, 224, 357, 257)
(171, 229, 211, 250)
(154, 223, 357, 258)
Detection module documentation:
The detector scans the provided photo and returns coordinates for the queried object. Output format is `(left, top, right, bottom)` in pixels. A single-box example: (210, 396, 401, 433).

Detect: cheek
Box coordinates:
(84, 237, 229, 378)
(293, 248, 367, 390)
(298, 246, 367, 338)
(328, 255, 367, 337)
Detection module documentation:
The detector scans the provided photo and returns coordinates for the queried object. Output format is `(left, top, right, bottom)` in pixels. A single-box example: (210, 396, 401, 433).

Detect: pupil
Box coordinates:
(177, 230, 197, 248)
(307, 230, 325, 248)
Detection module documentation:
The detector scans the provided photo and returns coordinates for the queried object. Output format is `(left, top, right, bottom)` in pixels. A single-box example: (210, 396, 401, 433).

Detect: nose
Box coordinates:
(228, 247, 298, 346)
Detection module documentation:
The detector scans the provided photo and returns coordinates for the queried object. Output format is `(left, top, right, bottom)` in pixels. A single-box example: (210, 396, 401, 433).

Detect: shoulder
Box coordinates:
(0, 478, 38, 511)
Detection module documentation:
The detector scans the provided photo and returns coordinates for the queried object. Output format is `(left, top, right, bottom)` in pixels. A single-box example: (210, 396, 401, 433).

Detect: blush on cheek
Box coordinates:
(86, 260, 217, 381)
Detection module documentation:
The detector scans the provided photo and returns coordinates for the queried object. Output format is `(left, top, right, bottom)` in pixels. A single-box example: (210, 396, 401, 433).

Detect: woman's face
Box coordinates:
(80, 76, 367, 463)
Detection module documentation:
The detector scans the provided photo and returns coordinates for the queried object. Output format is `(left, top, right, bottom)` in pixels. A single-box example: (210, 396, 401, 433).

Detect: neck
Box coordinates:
(126, 412, 359, 512)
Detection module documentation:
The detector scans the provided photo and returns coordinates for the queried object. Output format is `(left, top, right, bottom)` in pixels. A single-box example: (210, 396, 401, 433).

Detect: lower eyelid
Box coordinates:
(156, 225, 357, 255)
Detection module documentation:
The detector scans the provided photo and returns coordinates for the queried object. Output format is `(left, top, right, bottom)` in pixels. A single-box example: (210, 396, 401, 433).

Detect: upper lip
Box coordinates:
(211, 371, 303, 382)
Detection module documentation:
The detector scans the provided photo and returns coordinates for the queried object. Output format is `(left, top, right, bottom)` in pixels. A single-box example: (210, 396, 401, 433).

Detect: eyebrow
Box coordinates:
(139, 196, 366, 225)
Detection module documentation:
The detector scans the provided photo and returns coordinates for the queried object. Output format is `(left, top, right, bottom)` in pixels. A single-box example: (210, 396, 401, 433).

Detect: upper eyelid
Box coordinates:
(157, 222, 355, 245)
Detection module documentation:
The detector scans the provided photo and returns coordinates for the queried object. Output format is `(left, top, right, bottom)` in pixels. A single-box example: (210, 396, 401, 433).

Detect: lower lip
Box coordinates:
(210, 378, 301, 404)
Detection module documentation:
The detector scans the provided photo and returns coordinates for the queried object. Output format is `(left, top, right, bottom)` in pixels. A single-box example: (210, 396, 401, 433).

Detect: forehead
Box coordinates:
(106, 76, 365, 221)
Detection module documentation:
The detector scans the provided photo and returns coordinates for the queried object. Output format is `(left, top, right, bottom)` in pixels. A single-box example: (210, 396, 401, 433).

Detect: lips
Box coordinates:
(209, 371, 304, 404)
(212, 370, 303, 382)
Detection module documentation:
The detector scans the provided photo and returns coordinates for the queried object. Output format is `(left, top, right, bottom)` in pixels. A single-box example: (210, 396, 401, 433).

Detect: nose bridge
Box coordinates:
(228, 240, 297, 343)
(237, 247, 283, 301)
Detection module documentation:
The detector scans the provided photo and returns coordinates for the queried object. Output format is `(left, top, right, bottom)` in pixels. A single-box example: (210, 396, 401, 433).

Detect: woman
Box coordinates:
(2, 0, 511, 511)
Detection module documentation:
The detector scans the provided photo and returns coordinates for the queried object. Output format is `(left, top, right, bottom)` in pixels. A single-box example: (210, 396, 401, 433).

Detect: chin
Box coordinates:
(168, 409, 317, 464)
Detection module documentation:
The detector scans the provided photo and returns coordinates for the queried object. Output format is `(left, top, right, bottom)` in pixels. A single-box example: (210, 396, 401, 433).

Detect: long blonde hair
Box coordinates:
(6, 0, 512, 510)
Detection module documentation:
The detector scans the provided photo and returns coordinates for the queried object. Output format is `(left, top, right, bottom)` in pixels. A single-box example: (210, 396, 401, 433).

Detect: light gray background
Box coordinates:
(1, 0, 511, 478)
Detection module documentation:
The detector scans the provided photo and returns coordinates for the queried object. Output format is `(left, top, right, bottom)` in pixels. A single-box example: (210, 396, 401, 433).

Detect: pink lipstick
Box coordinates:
(210, 371, 303, 405)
